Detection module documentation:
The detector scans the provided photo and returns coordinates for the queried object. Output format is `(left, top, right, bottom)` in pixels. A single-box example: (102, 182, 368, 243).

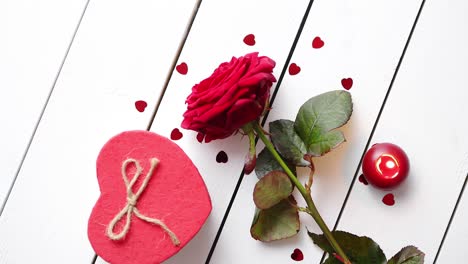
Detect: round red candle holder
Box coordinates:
(362, 143, 409, 189)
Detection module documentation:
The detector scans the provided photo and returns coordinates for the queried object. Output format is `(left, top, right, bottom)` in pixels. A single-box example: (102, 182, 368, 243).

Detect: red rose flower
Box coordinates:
(181, 52, 276, 142)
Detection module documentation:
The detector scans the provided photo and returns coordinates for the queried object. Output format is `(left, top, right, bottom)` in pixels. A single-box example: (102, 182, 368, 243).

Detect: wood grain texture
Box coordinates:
(149, 0, 309, 263)
(437, 176, 468, 262)
(0, 1, 198, 263)
(209, 0, 423, 262)
(0, 0, 88, 209)
(337, 0, 468, 262)
(1, 0, 467, 263)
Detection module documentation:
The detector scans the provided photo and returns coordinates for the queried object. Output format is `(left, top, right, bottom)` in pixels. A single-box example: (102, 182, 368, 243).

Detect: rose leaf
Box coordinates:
(387, 246, 425, 264)
(308, 230, 387, 264)
(270, 119, 309, 166)
(255, 147, 296, 179)
(253, 171, 293, 209)
(250, 196, 300, 242)
(307, 130, 346, 157)
(294, 90, 352, 157)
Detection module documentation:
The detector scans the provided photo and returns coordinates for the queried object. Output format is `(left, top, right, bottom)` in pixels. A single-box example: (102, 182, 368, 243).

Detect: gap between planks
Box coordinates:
(88, 0, 202, 264)
(91, 0, 203, 263)
(433, 173, 468, 264)
(0, 0, 91, 217)
(320, 0, 427, 262)
(204, 1, 316, 263)
(145, 0, 203, 131)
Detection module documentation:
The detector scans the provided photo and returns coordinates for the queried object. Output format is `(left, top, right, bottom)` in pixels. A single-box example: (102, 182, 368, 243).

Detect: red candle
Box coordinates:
(362, 143, 409, 189)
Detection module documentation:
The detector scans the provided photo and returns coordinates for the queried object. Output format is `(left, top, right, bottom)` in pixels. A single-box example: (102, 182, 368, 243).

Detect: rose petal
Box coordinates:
(225, 99, 262, 130)
(238, 72, 276, 87)
(181, 53, 277, 142)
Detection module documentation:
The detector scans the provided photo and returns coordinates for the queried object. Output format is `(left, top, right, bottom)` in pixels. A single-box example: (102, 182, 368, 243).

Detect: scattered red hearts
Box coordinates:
(170, 128, 183, 140)
(341, 78, 353, 90)
(291, 248, 304, 261)
(176, 62, 188, 75)
(135, 100, 147, 112)
(358, 174, 368, 185)
(216, 151, 228, 163)
(382, 193, 395, 206)
(312, 36, 324, 49)
(288, 63, 301, 75)
(243, 34, 256, 46)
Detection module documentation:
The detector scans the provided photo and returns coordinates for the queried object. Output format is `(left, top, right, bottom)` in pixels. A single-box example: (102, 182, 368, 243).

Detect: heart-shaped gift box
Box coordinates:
(88, 130, 211, 264)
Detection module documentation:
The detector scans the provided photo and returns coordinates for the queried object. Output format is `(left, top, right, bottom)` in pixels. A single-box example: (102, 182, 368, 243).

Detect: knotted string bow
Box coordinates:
(106, 158, 180, 246)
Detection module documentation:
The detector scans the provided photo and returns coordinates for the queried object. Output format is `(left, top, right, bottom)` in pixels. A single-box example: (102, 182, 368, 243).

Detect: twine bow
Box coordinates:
(106, 158, 180, 246)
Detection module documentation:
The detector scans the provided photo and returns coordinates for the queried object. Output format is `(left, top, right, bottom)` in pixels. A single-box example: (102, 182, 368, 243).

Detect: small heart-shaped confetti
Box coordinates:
(216, 151, 228, 163)
(312, 37, 325, 49)
(288, 63, 301, 75)
(135, 100, 147, 112)
(176, 62, 188, 75)
(243, 34, 256, 46)
(291, 248, 304, 261)
(341, 78, 353, 90)
(170, 128, 183, 140)
(382, 193, 395, 206)
(358, 174, 369, 185)
(312, 36, 324, 49)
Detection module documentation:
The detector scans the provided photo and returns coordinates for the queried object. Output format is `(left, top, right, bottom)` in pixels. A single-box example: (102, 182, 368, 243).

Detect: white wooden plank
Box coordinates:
(437, 177, 468, 262)
(0, 1, 198, 263)
(149, 0, 309, 263)
(337, 0, 468, 262)
(0, 0, 87, 207)
(209, 0, 424, 263)
(94, 256, 108, 264)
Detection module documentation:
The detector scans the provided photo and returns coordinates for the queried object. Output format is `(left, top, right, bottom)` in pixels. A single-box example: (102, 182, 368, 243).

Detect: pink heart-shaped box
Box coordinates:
(88, 130, 211, 264)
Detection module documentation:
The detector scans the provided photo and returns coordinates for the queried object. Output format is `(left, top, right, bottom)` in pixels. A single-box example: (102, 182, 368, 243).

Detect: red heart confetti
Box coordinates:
(288, 63, 301, 75)
(312, 36, 324, 49)
(170, 128, 183, 140)
(382, 193, 395, 206)
(291, 248, 304, 261)
(176, 62, 188, 75)
(358, 174, 368, 185)
(243, 34, 256, 46)
(216, 151, 228, 163)
(135, 100, 147, 112)
(341, 78, 353, 90)
(88, 131, 211, 264)
(196, 132, 204, 143)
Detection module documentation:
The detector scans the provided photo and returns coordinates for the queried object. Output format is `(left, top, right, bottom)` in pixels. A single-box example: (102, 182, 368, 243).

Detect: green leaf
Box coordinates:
(255, 147, 296, 179)
(388, 246, 424, 264)
(308, 230, 386, 264)
(307, 130, 345, 157)
(251, 196, 300, 242)
(269, 119, 309, 166)
(253, 171, 293, 209)
(294, 90, 352, 156)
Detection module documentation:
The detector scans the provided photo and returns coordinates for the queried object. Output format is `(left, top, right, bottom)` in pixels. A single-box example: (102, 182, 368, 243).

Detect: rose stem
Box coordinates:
(253, 123, 351, 264)
(305, 156, 315, 193)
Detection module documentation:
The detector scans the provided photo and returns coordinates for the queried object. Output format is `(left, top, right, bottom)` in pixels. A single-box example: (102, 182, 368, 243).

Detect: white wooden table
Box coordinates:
(1, 0, 467, 263)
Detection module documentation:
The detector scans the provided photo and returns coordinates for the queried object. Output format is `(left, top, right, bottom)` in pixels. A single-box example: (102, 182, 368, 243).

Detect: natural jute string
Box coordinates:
(106, 158, 180, 246)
